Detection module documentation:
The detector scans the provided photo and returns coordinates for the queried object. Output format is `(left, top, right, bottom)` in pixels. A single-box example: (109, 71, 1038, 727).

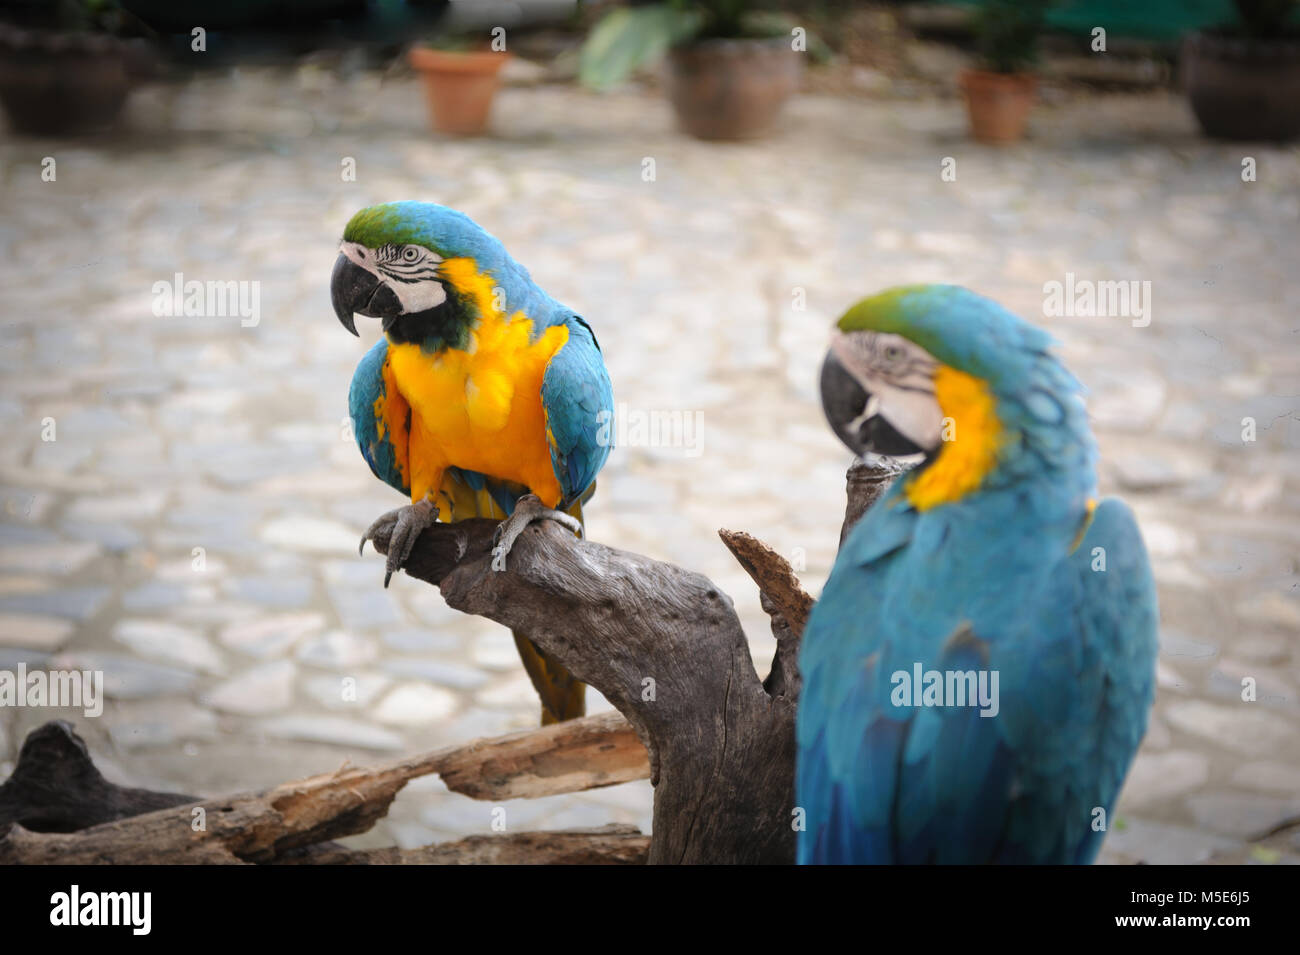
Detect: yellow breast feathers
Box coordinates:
(385, 258, 570, 511)
(905, 365, 1002, 511)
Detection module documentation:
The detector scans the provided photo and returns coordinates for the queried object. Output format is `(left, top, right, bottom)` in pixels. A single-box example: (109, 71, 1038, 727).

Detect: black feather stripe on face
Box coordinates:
(383, 287, 473, 352)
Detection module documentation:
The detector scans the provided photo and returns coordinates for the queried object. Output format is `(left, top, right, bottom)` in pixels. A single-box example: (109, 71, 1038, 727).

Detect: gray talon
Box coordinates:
(490, 494, 581, 573)
(359, 499, 437, 586)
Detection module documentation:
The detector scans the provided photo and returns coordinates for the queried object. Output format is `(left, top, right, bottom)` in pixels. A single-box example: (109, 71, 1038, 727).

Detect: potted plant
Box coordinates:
(1184, 0, 1300, 141)
(409, 31, 511, 137)
(579, 0, 807, 141)
(0, 0, 156, 136)
(959, 0, 1051, 144)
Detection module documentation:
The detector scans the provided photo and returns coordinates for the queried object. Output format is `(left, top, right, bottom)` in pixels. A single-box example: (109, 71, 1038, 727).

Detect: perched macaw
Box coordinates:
(798, 285, 1158, 864)
(330, 201, 613, 724)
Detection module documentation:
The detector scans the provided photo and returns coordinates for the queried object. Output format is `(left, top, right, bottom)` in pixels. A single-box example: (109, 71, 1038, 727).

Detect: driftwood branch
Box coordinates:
(368, 459, 897, 864)
(841, 457, 906, 549)
(409, 528, 794, 864)
(0, 461, 898, 864)
(280, 825, 649, 865)
(0, 714, 648, 864)
(718, 529, 816, 638)
(716, 530, 813, 701)
(435, 709, 648, 800)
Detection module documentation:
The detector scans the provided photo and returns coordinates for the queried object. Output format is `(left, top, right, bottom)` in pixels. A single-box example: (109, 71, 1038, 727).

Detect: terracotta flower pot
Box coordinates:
(408, 47, 510, 137)
(959, 69, 1037, 144)
(0, 25, 151, 135)
(1183, 30, 1300, 142)
(667, 37, 802, 142)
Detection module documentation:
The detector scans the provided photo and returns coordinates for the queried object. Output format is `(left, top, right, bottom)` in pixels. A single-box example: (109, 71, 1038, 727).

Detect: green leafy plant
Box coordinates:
(579, 0, 799, 90)
(973, 0, 1053, 74)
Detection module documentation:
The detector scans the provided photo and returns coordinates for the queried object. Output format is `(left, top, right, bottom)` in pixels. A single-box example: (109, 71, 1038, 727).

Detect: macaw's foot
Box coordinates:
(360, 498, 438, 587)
(491, 494, 581, 572)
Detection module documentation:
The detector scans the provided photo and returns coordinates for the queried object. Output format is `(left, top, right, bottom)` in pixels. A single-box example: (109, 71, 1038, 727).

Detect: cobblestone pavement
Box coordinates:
(0, 69, 1297, 862)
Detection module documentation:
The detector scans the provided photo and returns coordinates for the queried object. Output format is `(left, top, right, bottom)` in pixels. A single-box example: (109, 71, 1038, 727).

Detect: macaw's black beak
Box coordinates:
(819, 350, 925, 458)
(331, 253, 402, 337)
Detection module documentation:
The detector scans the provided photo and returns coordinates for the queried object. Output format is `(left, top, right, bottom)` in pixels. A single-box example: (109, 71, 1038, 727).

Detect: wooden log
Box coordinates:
(367, 460, 898, 864)
(437, 709, 648, 800)
(0, 714, 648, 864)
(279, 824, 650, 865)
(840, 457, 907, 549)
(1, 460, 899, 864)
(2, 820, 649, 866)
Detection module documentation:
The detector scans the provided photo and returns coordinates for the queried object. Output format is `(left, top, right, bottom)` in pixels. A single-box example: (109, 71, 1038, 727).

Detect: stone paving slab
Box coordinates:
(0, 70, 1296, 863)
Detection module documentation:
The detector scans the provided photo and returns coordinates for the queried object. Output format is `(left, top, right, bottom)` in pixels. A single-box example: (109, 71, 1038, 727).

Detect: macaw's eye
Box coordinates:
(883, 344, 904, 362)
(402, 246, 419, 261)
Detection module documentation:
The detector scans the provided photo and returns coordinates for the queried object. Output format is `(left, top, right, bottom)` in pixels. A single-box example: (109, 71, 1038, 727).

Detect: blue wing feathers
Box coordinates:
(349, 339, 409, 497)
(540, 312, 614, 506)
(798, 488, 1157, 864)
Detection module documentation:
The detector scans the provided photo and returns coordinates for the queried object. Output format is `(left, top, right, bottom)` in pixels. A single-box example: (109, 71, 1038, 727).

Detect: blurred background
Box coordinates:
(0, 0, 1297, 863)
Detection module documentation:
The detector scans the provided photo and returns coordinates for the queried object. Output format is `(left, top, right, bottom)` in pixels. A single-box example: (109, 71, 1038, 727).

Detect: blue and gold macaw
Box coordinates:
(798, 285, 1158, 864)
(331, 201, 613, 724)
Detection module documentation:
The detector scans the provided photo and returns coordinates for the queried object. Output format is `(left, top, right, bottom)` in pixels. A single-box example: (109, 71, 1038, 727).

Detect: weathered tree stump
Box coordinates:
(0, 462, 896, 864)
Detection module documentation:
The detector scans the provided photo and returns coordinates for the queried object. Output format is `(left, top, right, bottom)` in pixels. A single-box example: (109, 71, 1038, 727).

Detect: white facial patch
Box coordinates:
(830, 330, 945, 450)
(339, 240, 448, 314)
